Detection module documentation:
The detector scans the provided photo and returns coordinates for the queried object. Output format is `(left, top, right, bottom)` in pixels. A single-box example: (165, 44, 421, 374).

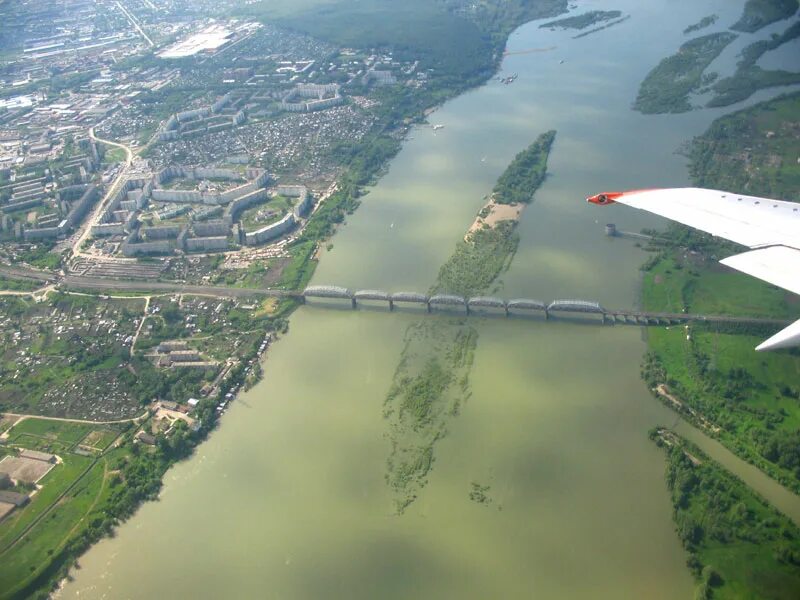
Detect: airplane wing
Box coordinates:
(587, 187, 800, 351)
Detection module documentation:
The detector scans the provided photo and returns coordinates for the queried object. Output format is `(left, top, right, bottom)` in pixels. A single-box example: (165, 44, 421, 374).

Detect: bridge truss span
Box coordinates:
(390, 291, 430, 304)
(548, 299, 605, 314)
(303, 285, 353, 299)
(506, 298, 547, 311)
(353, 289, 390, 301)
(429, 294, 467, 309)
(467, 296, 507, 310)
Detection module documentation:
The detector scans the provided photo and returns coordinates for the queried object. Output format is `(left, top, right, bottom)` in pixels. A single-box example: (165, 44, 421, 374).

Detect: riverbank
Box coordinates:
(650, 428, 800, 598)
(639, 89, 800, 596)
(639, 92, 800, 498)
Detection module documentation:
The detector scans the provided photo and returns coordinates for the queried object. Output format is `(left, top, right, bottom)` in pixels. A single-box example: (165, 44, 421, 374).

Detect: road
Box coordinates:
(1, 410, 149, 427)
(61, 274, 291, 298)
(115, 0, 154, 47)
(71, 129, 133, 259)
(130, 296, 151, 355)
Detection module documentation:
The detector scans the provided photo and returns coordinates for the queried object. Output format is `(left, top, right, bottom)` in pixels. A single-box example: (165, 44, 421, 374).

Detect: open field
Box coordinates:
(642, 242, 800, 492)
(0, 455, 108, 598)
(641, 91, 800, 493)
(0, 416, 131, 598)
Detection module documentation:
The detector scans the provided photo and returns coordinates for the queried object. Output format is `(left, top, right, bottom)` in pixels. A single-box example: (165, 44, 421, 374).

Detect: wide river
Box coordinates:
(63, 1, 800, 598)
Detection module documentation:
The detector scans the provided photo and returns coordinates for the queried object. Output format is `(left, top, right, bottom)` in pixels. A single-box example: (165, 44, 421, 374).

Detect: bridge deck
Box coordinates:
(37, 271, 792, 328)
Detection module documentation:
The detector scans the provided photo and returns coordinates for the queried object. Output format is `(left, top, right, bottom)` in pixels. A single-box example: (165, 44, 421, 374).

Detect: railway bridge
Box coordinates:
(301, 285, 791, 328)
(10, 267, 787, 330)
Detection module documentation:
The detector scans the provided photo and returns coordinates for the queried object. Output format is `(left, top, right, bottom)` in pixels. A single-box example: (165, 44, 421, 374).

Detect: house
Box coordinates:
(135, 431, 157, 445)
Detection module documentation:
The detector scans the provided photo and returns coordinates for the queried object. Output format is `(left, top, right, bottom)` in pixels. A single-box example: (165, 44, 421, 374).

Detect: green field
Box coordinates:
(0, 416, 167, 599)
(0, 453, 93, 553)
(240, 195, 294, 231)
(0, 456, 102, 597)
(652, 430, 800, 599)
(641, 92, 800, 493)
(641, 237, 800, 493)
(6, 419, 94, 449)
(102, 147, 127, 164)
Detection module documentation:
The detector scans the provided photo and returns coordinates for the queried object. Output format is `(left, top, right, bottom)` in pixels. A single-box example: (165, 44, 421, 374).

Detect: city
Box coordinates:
(1, 0, 800, 598)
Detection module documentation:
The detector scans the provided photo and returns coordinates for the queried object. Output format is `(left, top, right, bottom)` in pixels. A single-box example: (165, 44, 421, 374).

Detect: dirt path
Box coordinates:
(2, 411, 149, 427)
(130, 296, 151, 355)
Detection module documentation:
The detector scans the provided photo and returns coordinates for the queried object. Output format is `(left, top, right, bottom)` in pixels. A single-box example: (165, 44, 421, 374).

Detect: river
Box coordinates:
(61, 1, 800, 598)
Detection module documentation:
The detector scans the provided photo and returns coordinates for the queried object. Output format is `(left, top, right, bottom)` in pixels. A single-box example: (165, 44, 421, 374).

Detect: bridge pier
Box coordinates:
(426, 302, 431, 313)
(351, 297, 357, 309)
(388, 299, 394, 311)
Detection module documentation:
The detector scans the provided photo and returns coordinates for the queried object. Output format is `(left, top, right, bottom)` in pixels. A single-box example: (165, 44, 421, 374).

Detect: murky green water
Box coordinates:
(61, 2, 800, 598)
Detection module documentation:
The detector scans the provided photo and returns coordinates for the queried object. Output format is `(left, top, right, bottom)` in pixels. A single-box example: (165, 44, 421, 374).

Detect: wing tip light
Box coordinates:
(587, 192, 623, 205)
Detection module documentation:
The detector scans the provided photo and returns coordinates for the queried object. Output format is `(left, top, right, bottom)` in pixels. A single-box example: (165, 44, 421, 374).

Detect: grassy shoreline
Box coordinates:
(639, 90, 800, 597)
(651, 428, 800, 599)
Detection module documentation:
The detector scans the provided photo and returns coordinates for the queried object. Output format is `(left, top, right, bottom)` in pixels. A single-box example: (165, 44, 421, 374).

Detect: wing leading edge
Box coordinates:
(587, 187, 800, 351)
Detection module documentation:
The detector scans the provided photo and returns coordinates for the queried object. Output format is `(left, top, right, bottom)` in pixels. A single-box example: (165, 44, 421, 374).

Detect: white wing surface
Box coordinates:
(587, 187, 800, 351)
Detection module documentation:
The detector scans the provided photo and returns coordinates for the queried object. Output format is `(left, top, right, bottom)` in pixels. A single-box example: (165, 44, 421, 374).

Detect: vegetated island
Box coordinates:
(684, 14, 719, 35)
(708, 20, 800, 108)
(572, 15, 630, 40)
(731, 0, 799, 33)
(539, 10, 622, 31)
(383, 131, 556, 513)
(650, 428, 800, 599)
(633, 32, 738, 114)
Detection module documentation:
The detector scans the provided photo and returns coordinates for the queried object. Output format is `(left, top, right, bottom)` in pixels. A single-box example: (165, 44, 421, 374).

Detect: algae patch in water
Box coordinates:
(469, 482, 492, 506)
(384, 321, 477, 513)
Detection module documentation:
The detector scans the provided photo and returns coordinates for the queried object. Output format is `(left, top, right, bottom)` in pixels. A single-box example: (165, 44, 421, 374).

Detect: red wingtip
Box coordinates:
(586, 192, 624, 205)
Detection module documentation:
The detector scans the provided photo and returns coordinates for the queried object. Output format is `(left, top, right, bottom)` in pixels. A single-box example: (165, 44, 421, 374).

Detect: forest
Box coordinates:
(491, 130, 556, 205)
(652, 430, 800, 599)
